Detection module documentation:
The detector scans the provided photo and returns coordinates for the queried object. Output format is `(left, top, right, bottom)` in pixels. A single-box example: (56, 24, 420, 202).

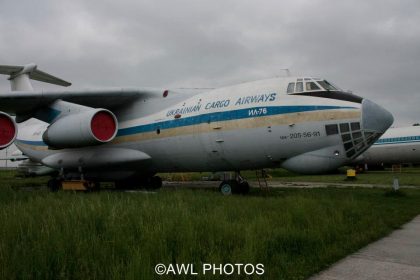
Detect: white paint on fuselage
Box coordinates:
(15, 77, 362, 175)
(356, 126, 420, 165)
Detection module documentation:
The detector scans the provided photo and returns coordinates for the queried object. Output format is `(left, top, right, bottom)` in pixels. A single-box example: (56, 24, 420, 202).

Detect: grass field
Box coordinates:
(0, 171, 420, 279)
(162, 167, 420, 187)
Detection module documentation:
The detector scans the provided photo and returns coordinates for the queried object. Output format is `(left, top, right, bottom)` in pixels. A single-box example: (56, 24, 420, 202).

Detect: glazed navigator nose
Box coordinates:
(362, 99, 394, 133)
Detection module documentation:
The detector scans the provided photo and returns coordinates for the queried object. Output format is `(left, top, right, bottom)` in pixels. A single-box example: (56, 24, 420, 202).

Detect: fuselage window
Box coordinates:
(342, 134, 351, 142)
(306, 82, 320, 91)
(339, 123, 350, 133)
(317, 80, 338, 91)
(287, 82, 295, 93)
(350, 122, 361, 131)
(325, 124, 339, 135)
(296, 82, 303, 92)
(352, 131, 362, 139)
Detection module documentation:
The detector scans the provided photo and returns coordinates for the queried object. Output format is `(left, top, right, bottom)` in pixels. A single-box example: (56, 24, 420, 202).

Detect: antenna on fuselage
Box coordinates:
(279, 68, 291, 77)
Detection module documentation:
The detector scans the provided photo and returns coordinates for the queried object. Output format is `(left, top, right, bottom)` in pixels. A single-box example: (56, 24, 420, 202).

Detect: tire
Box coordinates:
(86, 181, 100, 192)
(149, 176, 162, 190)
(238, 181, 250, 194)
(115, 178, 140, 189)
(47, 178, 61, 192)
(219, 180, 239, 195)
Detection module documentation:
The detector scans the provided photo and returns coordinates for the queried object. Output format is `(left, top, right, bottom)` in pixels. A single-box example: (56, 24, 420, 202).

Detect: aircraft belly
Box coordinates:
(136, 122, 340, 172)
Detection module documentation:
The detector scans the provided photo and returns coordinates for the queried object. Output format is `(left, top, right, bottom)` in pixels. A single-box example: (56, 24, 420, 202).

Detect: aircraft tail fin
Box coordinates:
(0, 63, 71, 91)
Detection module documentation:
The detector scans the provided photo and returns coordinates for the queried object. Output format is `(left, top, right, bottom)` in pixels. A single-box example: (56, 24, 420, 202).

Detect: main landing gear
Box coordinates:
(47, 167, 102, 192)
(46, 167, 162, 192)
(47, 178, 62, 192)
(47, 175, 163, 192)
(219, 172, 250, 195)
(47, 178, 100, 192)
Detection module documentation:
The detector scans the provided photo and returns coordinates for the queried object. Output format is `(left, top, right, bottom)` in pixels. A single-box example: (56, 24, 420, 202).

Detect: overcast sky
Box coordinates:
(0, 0, 419, 126)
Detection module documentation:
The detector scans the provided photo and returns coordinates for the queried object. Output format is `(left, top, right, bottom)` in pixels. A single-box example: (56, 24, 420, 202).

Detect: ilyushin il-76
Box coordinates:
(0, 64, 393, 194)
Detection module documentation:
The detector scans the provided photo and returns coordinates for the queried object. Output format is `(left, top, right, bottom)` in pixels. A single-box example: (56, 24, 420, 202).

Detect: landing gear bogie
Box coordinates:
(47, 178, 62, 192)
(148, 176, 162, 190)
(219, 178, 250, 195)
(48, 178, 101, 192)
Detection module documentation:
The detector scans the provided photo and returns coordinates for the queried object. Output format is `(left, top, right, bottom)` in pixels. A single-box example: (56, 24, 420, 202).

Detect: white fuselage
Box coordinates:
(13, 77, 388, 179)
(355, 126, 420, 165)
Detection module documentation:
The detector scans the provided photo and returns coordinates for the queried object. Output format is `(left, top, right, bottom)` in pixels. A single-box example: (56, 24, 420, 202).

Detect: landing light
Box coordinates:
(334, 151, 340, 156)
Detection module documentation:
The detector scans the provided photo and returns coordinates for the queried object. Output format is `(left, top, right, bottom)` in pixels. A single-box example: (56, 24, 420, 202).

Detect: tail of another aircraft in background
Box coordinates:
(0, 63, 71, 91)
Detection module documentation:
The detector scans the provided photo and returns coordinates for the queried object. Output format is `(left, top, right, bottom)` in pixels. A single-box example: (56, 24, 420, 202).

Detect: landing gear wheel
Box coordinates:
(85, 181, 100, 192)
(238, 181, 250, 194)
(47, 178, 62, 192)
(115, 178, 139, 189)
(149, 176, 162, 190)
(219, 180, 239, 195)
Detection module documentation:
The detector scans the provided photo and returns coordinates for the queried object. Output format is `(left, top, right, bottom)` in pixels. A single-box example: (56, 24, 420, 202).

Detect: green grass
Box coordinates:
(0, 170, 420, 279)
(0, 169, 49, 188)
(265, 167, 420, 186)
(161, 167, 420, 187)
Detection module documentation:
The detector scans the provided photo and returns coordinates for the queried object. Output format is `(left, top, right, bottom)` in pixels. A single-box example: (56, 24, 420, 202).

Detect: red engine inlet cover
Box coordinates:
(0, 114, 16, 147)
(90, 111, 117, 142)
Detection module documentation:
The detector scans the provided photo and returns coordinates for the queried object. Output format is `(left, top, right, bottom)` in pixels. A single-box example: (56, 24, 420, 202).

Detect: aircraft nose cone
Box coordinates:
(362, 99, 394, 133)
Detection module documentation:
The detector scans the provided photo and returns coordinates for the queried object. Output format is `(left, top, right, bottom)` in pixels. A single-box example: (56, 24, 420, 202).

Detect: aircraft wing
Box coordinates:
(0, 88, 161, 116)
(0, 64, 170, 161)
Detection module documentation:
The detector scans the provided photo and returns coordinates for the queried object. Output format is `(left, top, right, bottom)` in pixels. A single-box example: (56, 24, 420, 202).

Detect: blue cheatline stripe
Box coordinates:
(374, 135, 420, 146)
(16, 139, 46, 146)
(16, 105, 356, 147)
(117, 105, 355, 136)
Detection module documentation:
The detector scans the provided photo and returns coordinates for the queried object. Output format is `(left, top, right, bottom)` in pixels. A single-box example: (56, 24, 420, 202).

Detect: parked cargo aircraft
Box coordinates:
(0, 63, 393, 194)
(0, 149, 28, 162)
(355, 126, 420, 166)
(0, 149, 55, 176)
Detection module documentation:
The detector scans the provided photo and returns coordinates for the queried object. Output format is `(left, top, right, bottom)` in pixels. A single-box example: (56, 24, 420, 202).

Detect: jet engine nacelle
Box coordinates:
(0, 112, 17, 150)
(43, 109, 118, 148)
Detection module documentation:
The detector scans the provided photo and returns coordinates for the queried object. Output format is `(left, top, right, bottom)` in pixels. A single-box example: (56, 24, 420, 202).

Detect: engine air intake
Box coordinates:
(91, 111, 117, 142)
(0, 112, 17, 149)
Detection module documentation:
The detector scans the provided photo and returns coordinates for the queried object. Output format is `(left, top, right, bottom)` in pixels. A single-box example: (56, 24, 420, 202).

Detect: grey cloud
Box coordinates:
(0, 0, 419, 125)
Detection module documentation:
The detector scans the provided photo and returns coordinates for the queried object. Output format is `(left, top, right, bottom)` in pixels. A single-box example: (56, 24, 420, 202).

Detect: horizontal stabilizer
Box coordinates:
(0, 65, 22, 75)
(30, 68, 71, 87)
(0, 63, 71, 87)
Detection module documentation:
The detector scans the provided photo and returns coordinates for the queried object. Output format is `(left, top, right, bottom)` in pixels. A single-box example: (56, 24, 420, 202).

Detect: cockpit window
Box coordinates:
(305, 82, 320, 91)
(296, 82, 303, 92)
(317, 80, 338, 91)
(287, 78, 343, 94)
(287, 82, 295, 93)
